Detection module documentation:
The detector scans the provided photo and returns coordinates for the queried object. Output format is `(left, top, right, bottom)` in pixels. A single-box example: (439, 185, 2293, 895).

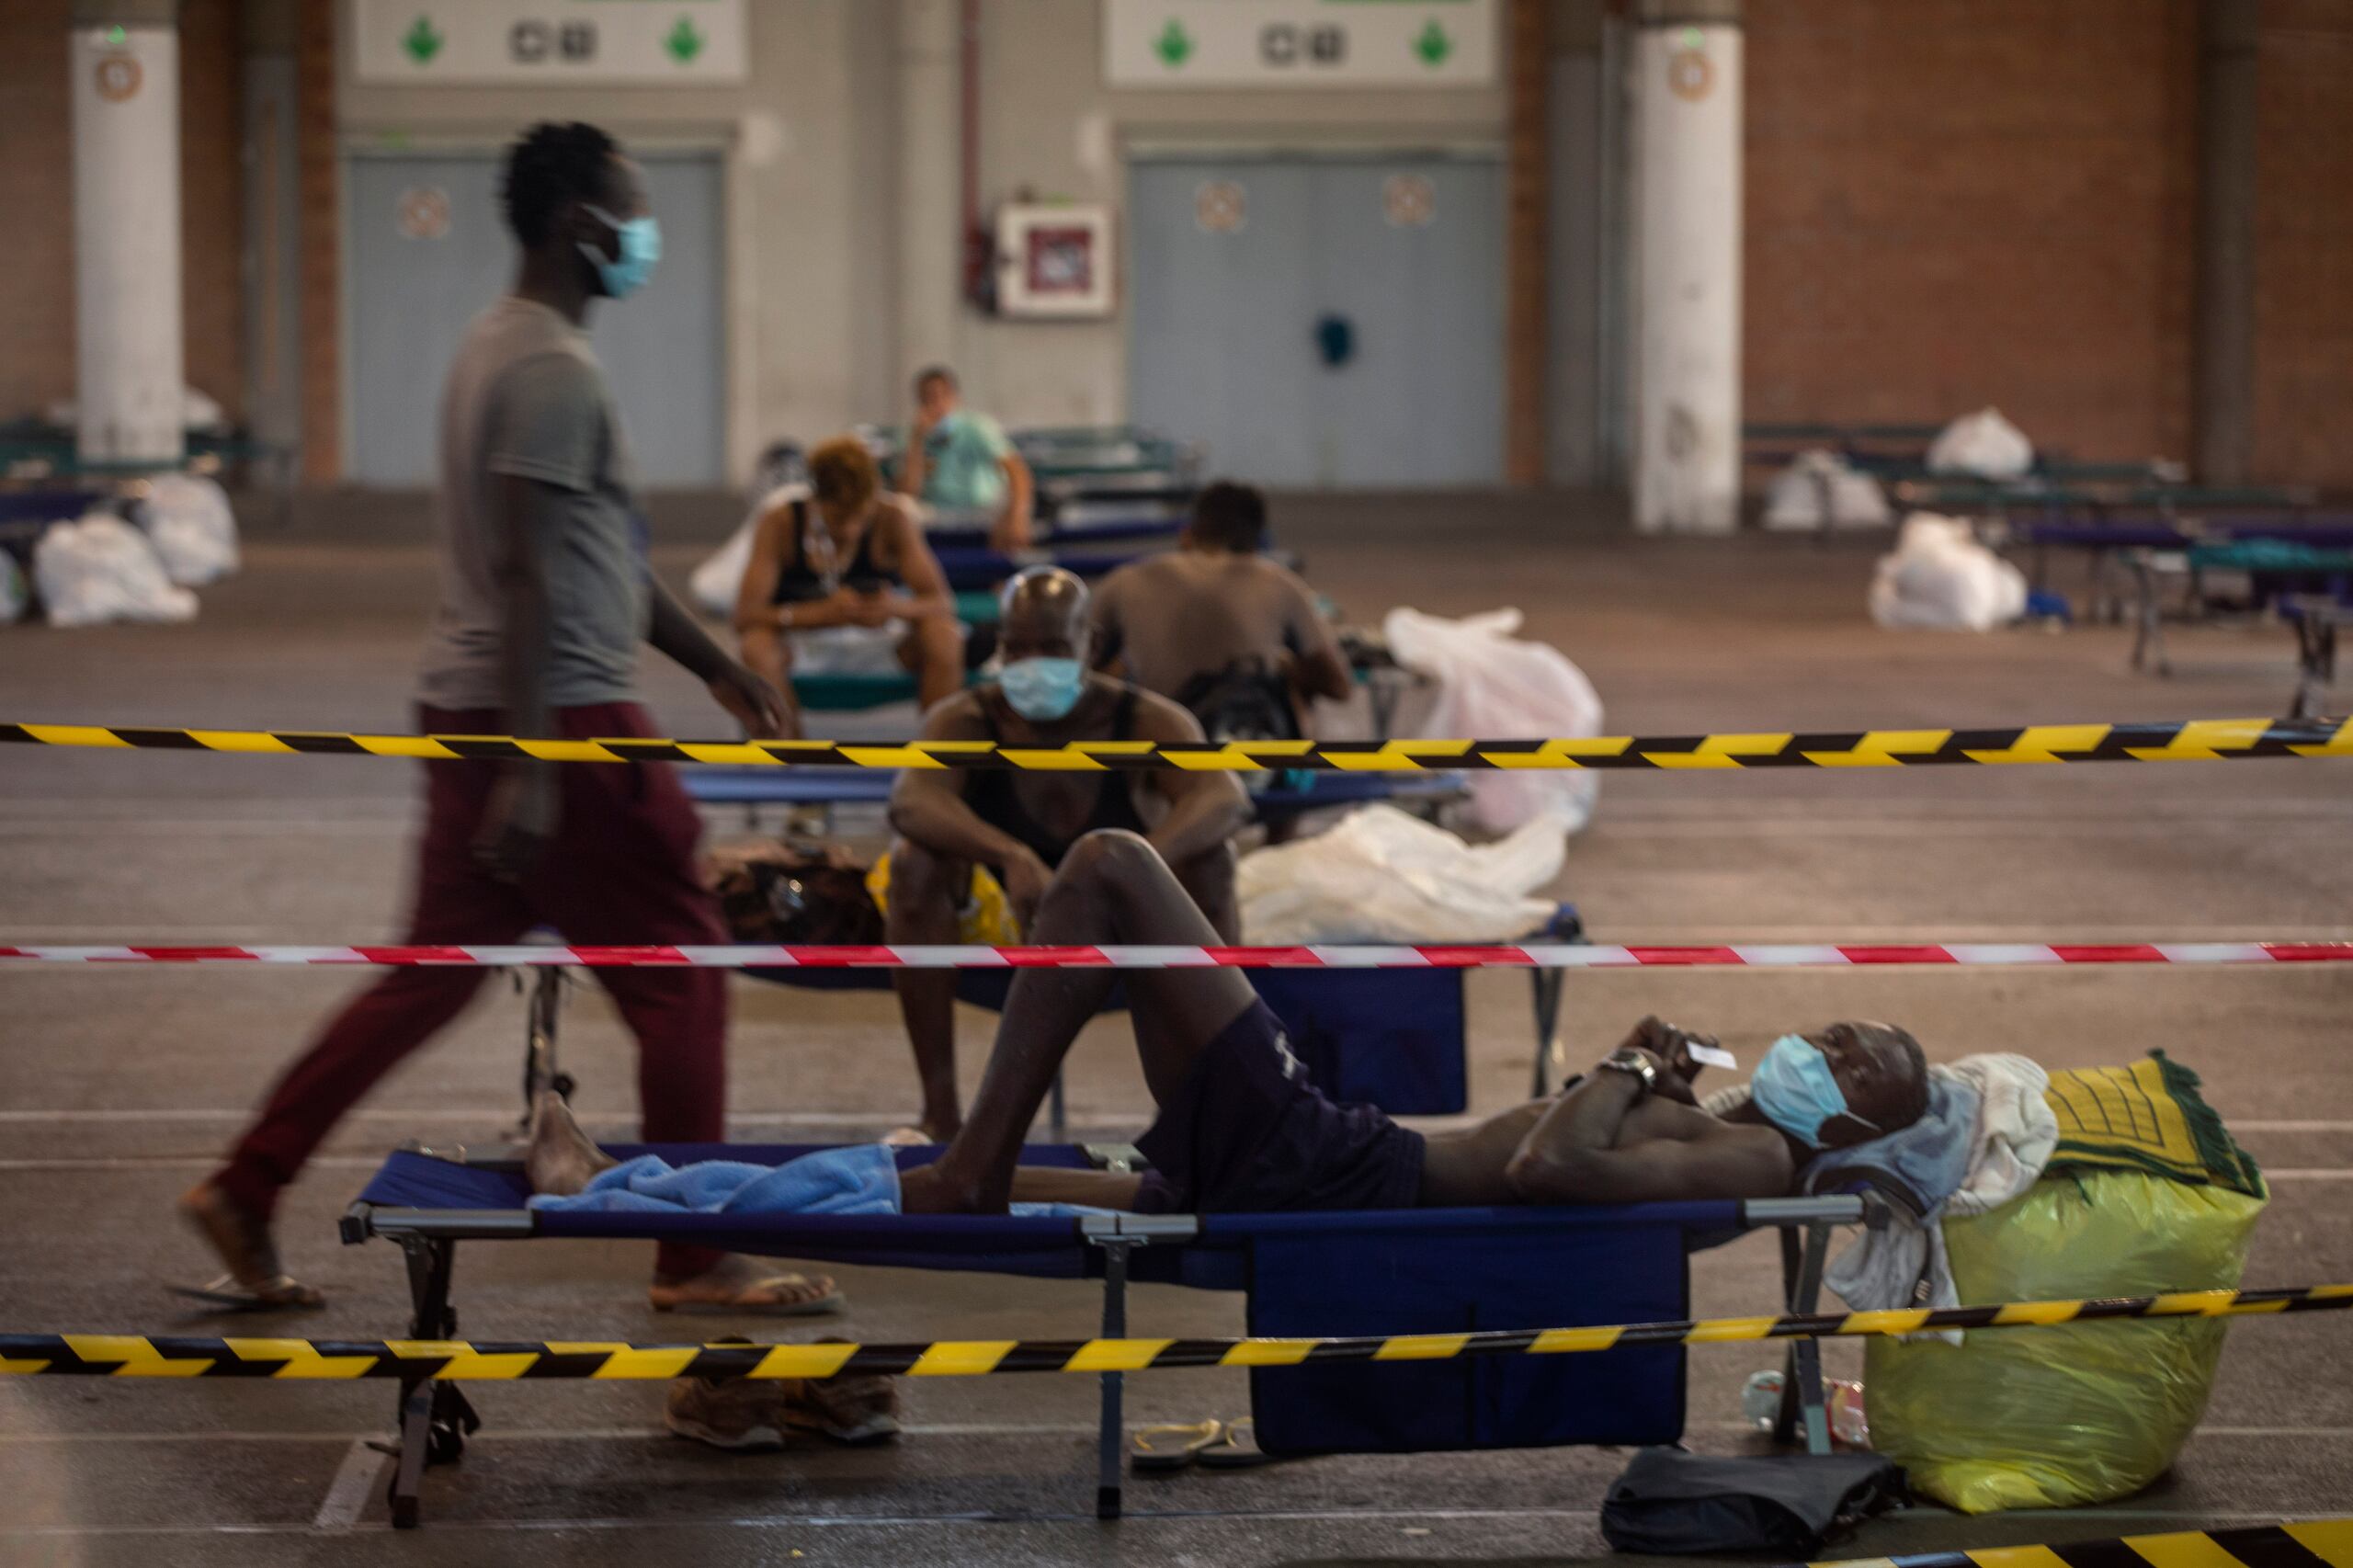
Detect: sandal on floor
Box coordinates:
(1130, 1420, 1225, 1473)
(1197, 1417, 1278, 1470)
(174, 1181, 326, 1312)
(647, 1273, 847, 1317)
(167, 1274, 326, 1312)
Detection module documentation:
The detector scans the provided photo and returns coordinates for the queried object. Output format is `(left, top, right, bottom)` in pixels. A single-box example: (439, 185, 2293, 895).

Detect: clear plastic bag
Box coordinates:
(141, 472, 240, 585)
(1927, 407, 2035, 479)
(1865, 1170, 2265, 1513)
(32, 515, 198, 628)
(1381, 607, 1602, 834)
(1870, 514, 2028, 631)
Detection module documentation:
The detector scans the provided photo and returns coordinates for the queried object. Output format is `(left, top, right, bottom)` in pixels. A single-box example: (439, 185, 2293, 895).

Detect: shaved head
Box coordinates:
(998, 567, 1090, 662)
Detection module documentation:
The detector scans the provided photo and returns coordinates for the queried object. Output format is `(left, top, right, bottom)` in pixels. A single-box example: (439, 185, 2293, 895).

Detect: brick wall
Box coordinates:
(180, 0, 244, 424)
(1745, 0, 2200, 466)
(0, 0, 244, 426)
(0, 1, 75, 424)
(2252, 0, 2353, 488)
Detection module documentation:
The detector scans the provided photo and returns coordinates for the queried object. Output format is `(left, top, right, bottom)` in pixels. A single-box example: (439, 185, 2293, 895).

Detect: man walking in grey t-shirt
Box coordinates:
(183, 123, 834, 1320)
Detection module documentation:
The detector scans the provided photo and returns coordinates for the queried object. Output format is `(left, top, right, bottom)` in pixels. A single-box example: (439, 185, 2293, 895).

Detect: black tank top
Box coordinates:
(967, 685, 1150, 867)
(770, 498, 901, 606)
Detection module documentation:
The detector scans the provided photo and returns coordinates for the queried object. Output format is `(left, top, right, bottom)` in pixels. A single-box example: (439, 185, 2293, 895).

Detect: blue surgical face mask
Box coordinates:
(998, 656, 1085, 722)
(1750, 1034, 1878, 1149)
(580, 205, 661, 300)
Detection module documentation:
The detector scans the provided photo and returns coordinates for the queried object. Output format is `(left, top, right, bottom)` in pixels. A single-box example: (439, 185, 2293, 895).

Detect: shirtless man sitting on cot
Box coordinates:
(892, 830, 1931, 1216)
(526, 830, 1931, 1215)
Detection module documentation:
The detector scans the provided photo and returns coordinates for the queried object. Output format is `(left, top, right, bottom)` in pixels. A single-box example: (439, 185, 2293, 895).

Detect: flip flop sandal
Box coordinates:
(168, 1274, 326, 1312)
(1197, 1417, 1278, 1470)
(1130, 1419, 1225, 1473)
(648, 1275, 847, 1317)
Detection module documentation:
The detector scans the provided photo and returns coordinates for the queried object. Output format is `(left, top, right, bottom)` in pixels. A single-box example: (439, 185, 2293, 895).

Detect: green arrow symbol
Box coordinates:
(402, 14, 442, 64)
(665, 17, 704, 63)
(1414, 19, 1452, 66)
(1154, 18, 1193, 68)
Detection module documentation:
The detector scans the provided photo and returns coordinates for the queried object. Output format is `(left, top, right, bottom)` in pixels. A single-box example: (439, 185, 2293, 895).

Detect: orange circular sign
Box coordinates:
(1194, 180, 1246, 234)
(1382, 174, 1436, 228)
(94, 52, 142, 103)
(1667, 48, 1713, 102)
(396, 187, 452, 242)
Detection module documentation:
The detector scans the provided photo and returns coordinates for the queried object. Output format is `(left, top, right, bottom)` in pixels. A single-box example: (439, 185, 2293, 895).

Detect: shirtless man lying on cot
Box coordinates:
(528, 829, 1931, 1215)
(892, 830, 1931, 1215)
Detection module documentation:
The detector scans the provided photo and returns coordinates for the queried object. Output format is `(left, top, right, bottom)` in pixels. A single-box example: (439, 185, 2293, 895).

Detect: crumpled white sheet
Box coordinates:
(1238, 802, 1568, 945)
(33, 514, 197, 628)
(1381, 607, 1602, 835)
(1824, 1052, 2057, 1342)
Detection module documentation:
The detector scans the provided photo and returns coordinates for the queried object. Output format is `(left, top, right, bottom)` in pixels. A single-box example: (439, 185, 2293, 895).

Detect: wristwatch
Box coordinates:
(1597, 1048, 1658, 1094)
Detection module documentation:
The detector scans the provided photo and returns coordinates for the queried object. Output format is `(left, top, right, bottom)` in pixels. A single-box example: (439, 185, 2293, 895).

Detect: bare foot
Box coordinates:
(895, 1161, 994, 1215)
(650, 1253, 845, 1316)
(524, 1090, 617, 1197)
(176, 1181, 325, 1308)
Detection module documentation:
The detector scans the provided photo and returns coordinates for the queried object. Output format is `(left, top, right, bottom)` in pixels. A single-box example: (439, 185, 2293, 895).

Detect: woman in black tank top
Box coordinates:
(733, 437, 963, 734)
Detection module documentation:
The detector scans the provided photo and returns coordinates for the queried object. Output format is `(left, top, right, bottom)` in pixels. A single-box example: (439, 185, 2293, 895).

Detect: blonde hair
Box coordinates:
(807, 436, 880, 514)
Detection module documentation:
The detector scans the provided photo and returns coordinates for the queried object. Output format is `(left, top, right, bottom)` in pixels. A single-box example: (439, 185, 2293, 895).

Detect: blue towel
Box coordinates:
(526, 1143, 1104, 1219)
(1801, 1075, 1979, 1221)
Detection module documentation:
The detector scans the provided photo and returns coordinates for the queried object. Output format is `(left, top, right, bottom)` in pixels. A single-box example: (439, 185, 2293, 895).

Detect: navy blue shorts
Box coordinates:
(1133, 1001, 1426, 1215)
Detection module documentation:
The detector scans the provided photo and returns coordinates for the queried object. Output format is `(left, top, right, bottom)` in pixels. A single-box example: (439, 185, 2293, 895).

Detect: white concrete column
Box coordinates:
(896, 0, 964, 389)
(71, 13, 186, 464)
(1630, 2, 1740, 533)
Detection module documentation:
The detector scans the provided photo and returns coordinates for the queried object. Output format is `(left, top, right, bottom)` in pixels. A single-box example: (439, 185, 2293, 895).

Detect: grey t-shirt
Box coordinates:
(415, 297, 648, 710)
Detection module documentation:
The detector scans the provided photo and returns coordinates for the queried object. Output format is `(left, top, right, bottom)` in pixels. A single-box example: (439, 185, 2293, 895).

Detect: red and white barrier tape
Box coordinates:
(4, 942, 2352, 970)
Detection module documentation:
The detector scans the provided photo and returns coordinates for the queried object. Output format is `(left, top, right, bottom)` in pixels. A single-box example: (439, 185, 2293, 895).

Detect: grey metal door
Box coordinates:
(1128, 155, 1504, 488)
(346, 151, 724, 487)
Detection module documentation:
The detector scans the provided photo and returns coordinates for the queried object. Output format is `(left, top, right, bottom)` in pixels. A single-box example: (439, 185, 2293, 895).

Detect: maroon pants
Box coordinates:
(216, 702, 729, 1278)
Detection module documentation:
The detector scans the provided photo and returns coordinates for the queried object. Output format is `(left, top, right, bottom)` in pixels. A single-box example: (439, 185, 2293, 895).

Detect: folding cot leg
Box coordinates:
(387, 1236, 480, 1529)
(1529, 968, 1566, 1100)
(1771, 1222, 1834, 1456)
(1095, 1238, 1136, 1521)
(1049, 1068, 1068, 1142)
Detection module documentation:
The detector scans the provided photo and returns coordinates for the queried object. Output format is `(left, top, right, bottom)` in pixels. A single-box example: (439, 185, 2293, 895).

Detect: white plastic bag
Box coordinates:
(693, 481, 807, 619)
(32, 514, 198, 628)
(1239, 802, 1567, 944)
(1926, 408, 2034, 479)
(691, 514, 759, 617)
(141, 472, 240, 585)
(1761, 449, 1892, 530)
(1381, 607, 1602, 834)
(1869, 513, 2027, 631)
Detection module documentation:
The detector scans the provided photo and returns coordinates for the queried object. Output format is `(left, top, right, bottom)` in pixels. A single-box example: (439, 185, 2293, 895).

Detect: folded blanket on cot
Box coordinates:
(526, 1142, 1107, 1219)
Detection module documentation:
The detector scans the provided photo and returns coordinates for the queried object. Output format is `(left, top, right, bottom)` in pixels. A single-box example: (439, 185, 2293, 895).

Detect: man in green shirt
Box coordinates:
(900, 365, 1034, 551)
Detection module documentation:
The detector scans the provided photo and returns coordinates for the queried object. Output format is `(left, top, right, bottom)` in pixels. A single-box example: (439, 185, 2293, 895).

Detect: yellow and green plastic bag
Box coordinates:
(1866, 1055, 2266, 1514)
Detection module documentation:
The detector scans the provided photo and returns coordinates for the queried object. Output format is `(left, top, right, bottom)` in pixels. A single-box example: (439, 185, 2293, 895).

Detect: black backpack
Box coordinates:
(1600, 1449, 1908, 1556)
(1175, 658, 1302, 793)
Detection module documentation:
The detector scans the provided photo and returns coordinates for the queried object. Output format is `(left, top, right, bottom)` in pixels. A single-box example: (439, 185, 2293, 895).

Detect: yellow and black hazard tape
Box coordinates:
(4, 715, 2352, 770)
(1802, 1518, 2353, 1568)
(6, 1285, 2347, 1381)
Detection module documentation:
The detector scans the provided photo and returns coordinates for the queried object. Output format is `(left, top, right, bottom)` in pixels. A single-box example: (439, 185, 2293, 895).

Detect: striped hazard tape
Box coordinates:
(5, 941, 2353, 969)
(1802, 1519, 2353, 1568)
(6, 1285, 2348, 1380)
(5, 716, 2351, 770)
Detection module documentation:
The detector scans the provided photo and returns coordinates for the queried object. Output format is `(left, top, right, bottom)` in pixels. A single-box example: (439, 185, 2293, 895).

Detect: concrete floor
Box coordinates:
(3, 493, 2350, 1565)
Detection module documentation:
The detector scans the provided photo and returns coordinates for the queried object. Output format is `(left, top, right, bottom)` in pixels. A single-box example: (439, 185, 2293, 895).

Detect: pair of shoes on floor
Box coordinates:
(665, 1338, 901, 1452)
(1129, 1417, 1274, 1472)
